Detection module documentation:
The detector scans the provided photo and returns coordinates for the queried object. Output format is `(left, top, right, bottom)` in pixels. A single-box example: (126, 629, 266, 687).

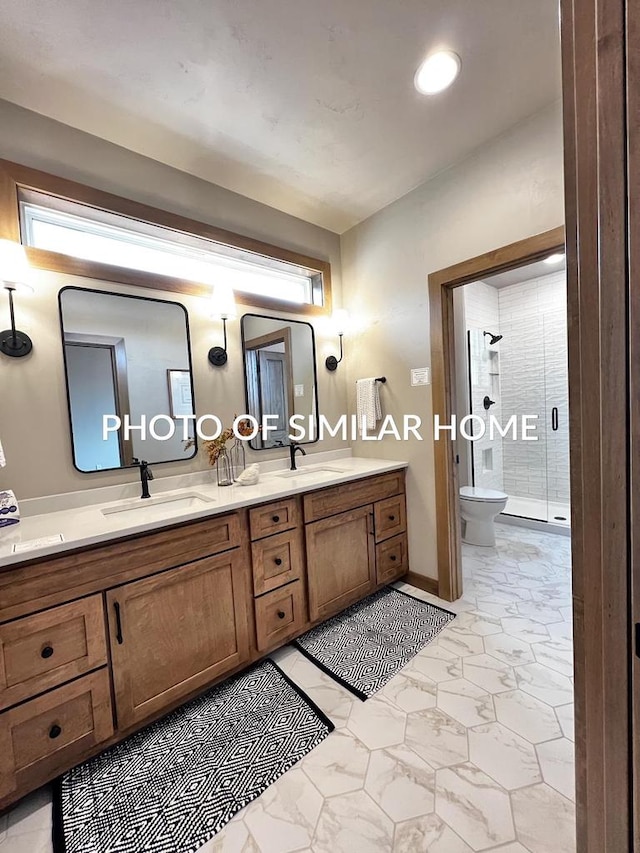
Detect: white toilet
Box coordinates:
(459, 486, 508, 546)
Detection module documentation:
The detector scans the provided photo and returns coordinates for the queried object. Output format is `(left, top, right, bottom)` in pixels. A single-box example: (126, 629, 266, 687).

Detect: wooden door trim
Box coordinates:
(629, 0, 640, 844)
(245, 325, 296, 427)
(63, 332, 134, 467)
(428, 226, 565, 601)
(562, 0, 632, 847)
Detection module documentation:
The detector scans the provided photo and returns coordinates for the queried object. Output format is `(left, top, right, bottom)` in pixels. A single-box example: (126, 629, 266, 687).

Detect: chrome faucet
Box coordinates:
(133, 458, 154, 499)
(289, 442, 307, 471)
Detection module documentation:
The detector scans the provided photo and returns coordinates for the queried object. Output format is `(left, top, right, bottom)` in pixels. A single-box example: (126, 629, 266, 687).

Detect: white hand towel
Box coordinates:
(0, 438, 5, 468)
(356, 378, 382, 434)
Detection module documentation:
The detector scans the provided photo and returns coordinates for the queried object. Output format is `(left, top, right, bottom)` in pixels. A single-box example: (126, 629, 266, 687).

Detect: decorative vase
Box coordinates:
(230, 438, 246, 482)
(216, 447, 233, 487)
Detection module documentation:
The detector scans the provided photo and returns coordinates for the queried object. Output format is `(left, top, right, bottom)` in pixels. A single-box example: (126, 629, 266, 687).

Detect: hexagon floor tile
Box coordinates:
(494, 688, 563, 743)
(435, 763, 516, 850)
(469, 721, 541, 790)
(364, 744, 436, 822)
(2, 523, 575, 853)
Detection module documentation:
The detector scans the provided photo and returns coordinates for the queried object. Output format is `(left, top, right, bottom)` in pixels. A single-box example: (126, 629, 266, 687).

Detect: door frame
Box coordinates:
(63, 332, 135, 468)
(428, 226, 565, 601)
(244, 326, 295, 448)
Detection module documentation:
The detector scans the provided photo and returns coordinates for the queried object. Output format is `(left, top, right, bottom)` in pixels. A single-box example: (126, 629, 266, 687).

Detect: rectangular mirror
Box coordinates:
(59, 286, 197, 472)
(241, 313, 319, 449)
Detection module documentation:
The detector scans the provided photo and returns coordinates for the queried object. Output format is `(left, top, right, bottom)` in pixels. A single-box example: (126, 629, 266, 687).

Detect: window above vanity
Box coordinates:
(0, 159, 332, 316)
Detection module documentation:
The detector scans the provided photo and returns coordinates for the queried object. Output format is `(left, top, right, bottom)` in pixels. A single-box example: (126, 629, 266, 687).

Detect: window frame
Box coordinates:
(0, 159, 332, 316)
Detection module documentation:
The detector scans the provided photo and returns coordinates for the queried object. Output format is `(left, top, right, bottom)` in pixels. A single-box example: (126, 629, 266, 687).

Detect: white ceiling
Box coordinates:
(481, 257, 566, 289)
(0, 0, 561, 233)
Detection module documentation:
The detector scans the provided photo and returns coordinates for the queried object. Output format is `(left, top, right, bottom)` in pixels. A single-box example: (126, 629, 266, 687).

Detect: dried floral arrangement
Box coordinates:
(185, 417, 253, 466)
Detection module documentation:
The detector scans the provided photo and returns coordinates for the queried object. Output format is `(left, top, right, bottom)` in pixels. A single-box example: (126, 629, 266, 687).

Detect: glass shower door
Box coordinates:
(543, 310, 571, 525)
(498, 311, 550, 522)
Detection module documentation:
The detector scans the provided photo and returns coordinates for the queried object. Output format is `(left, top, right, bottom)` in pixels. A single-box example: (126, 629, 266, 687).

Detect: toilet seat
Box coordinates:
(460, 486, 508, 503)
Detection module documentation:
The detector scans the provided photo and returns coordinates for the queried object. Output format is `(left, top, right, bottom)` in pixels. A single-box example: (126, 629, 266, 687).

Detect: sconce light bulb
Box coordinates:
(0, 239, 29, 286)
(333, 308, 350, 336)
(211, 283, 237, 321)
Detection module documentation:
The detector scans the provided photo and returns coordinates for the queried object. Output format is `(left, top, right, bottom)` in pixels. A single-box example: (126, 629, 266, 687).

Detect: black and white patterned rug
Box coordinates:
(52, 659, 333, 853)
(294, 586, 455, 700)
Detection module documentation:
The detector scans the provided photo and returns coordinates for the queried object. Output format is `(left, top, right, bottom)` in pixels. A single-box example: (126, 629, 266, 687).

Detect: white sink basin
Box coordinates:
(102, 492, 215, 517)
(275, 466, 346, 480)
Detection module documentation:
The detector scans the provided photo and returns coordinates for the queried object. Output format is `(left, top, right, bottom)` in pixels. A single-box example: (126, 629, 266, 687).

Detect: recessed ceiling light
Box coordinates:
(543, 253, 566, 265)
(414, 50, 461, 95)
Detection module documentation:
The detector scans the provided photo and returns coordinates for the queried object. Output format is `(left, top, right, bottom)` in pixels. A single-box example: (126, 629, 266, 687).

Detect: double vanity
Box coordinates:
(0, 458, 408, 810)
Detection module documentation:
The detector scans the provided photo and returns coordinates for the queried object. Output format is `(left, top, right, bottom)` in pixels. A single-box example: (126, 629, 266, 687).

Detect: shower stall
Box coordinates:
(463, 269, 570, 528)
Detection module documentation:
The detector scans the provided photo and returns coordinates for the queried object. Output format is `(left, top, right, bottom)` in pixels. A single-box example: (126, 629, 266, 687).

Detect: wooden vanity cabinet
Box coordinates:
(0, 468, 408, 811)
(107, 550, 251, 729)
(306, 506, 376, 621)
(249, 497, 308, 652)
(304, 471, 408, 621)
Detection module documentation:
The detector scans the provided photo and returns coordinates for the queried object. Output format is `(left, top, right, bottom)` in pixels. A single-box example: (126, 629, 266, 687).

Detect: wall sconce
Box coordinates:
(207, 283, 237, 367)
(0, 239, 33, 359)
(325, 309, 349, 371)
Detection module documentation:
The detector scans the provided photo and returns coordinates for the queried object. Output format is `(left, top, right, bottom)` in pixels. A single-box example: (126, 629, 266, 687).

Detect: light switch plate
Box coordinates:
(411, 367, 430, 386)
(294, 384, 304, 397)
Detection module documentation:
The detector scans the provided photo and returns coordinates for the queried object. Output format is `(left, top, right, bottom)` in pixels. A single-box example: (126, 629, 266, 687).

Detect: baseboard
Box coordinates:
(405, 572, 439, 597)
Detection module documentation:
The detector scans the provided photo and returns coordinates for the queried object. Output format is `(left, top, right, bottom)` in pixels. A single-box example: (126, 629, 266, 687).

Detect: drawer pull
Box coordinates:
(272, 515, 280, 523)
(49, 724, 62, 739)
(390, 555, 397, 562)
(41, 645, 54, 659)
(274, 557, 283, 566)
(388, 514, 396, 521)
(277, 610, 286, 619)
(114, 601, 124, 645)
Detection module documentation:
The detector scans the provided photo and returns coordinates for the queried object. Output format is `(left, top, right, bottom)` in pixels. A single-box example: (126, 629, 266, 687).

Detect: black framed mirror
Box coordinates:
(241, 313, 319, 450)
(59, 286, 197, 472)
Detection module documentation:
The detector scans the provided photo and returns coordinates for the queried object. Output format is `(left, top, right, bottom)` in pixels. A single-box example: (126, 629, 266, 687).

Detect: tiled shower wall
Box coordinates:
(463, 281, 504, 491)
(498, 271, 569, 503)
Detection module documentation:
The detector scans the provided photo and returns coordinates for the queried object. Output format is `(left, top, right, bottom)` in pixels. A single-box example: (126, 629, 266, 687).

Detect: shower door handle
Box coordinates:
(551, 407, 559, 431)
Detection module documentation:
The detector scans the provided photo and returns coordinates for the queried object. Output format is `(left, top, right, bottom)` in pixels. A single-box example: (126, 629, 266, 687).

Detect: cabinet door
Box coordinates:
(107, 552, 250, 730)
(306, 506, 376, 622)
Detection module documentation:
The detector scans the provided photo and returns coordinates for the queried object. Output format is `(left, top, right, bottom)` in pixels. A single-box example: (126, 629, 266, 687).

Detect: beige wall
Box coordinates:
(340, 102, 565, 581)
(0, 97, 565, 578)
(0, 100, 348, 499)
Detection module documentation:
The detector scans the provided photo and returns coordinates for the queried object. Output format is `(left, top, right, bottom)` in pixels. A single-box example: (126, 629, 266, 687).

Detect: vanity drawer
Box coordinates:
(376, 534, 409, 584)
(249, 498, 300, 540)
(254, 581, 307, 652)
(252, 529, 304, 596)
(0, 513, 242, 623)
(374, 495, 407, 543)
(0, 595, 108, 711)
(303, 471, 405, 523)
(0, 669, 113, 800)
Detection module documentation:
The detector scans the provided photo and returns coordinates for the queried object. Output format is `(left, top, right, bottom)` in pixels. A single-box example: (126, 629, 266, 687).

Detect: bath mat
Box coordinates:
(294, 586, 455, 700)
(52, 659, 333, 853)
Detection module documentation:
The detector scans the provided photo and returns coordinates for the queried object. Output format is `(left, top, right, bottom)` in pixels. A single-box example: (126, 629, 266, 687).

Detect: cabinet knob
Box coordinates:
(272, 515, 280, 523)
(390, 555, 397, 562)
(41, 645, 54, 659)
(277, 610, 286, 619)
(388, 514, 396, 521)
(49, 724, 62, 739)
(274, 557, 283, 566)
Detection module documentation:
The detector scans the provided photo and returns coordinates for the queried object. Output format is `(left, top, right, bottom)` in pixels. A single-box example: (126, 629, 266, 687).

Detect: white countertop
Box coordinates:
(0, 455, 407, 569)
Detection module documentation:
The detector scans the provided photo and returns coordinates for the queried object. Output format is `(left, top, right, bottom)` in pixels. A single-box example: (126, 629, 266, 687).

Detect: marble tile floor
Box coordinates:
(0, 523, 575, 853)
